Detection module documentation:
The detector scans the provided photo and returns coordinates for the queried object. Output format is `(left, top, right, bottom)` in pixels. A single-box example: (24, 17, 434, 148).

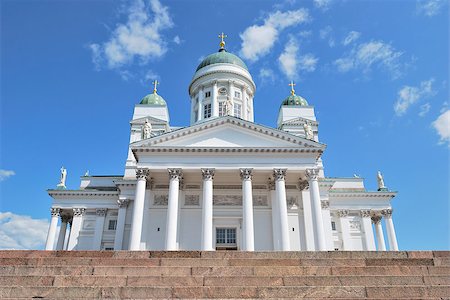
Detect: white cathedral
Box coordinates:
(45, 36, 399, 252)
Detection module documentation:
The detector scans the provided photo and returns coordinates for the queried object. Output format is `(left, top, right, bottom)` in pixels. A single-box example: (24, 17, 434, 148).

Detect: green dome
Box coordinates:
(140, 93, 166, 106)
(196, 49, 248, 72)
(281, 94, 309, 106)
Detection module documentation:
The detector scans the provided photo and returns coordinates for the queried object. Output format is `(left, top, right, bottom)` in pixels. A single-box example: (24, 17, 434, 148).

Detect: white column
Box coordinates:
(56, 214, 69, 250)
(114, 199, 129, 250)
(337, 210, 351, 250)
(129, 168, 149, 250)
(201, 168, 215, 250)
(306, 168, 326, 251)
(92, 209, 107, 250)
(67, 208, 85, 250)
(165, 169, 182, 250)
(45, 208, 60, 250)
(273, 169, 290, 251)
(300, 186, 315, 250)
(382, 209, 399, 251)
(321, 201, 334, 250)
(241, 168, 254, 251)
(269, 180, 280, 250)
(242, 87, 248, 120)
(197, 87, 204, 121)
(360, 210, 376, 250)
(372, 215, 386, 251)
(211, 81, 218, 117)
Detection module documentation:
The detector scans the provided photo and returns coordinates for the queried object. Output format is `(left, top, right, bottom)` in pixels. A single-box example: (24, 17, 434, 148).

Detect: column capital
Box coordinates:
(337, 209, 349, 218)
(305, 168, 320, 181)
(240, 168, 253, 180)
(360, 209, 371, 218)
(117, 199, 130, 208)
(168, 168, 183, 180)
(298, 179, 309, 191)
(371, 215, 382, 224)
(51, 208, 61, 217)
(201, 168, 215, 180)
(136, 168, 150, 180)
(273, 168, 287, 181)
(96, 208, 107, 217)
(381, 208, 393, 218)
(321, 200, 330, 209)
(60, 215, 71, 223)
(73, 208, 86, 217)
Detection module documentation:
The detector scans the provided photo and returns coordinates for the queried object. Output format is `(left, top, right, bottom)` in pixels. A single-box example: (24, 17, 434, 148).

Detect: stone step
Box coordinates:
(2, 275, 447, 287)
(1, 285, 449, 299)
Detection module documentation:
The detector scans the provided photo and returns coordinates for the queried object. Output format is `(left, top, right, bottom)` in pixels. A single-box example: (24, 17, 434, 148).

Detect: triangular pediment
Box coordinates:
(130, 115, 168, 125)
(131, 116, 325, 150)
(281, 116, 318, 126)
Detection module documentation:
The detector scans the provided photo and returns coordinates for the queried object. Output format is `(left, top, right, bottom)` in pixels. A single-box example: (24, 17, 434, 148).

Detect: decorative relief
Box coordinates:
(168, 168, 183, 180)
(287, 196, 298, 208)
(213, 195, 242, 206)
(321, 200, 330, 209)
(349, 220, 361, 230)
(337, 210, 349, 218)
(50, 208, 61, 217)
(117, 199, 130, 208)
(96, 209, 107, 217)
(360, 210, 371, 218)
(273, 169, 287, 181)
(185, 195, 200, 206)
(305, 168, 320, 181)
(154, 195, 168, 206)
(381, 208, 393, 217)
(298, 179, 309, 191)
(253, 195, 268, 206)
(240, 168, 253, 180)
(136, 168, 150, 180)
(73, 208, 85, 217)
(371, 215, 382, 224)
(201, 168, 215, 180)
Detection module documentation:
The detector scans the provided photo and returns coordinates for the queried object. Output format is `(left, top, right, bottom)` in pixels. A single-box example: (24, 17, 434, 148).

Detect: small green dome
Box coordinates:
(196, 49, 248, 72)
(140, 93, 166, 106)
(281, 94, 309, 106)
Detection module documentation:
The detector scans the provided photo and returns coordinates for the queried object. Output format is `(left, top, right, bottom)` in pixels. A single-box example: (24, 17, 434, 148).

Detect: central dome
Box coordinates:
(140, 93, 166, 106)
(196, 49, 248, 72)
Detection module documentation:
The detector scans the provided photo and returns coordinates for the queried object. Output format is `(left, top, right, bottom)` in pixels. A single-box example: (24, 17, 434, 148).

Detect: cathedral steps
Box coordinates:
(0, 251, 449, 299)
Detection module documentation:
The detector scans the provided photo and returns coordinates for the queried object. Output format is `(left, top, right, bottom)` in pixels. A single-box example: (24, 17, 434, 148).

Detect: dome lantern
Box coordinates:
(281, 81, 309, 106)
(140, 80, 167, 106)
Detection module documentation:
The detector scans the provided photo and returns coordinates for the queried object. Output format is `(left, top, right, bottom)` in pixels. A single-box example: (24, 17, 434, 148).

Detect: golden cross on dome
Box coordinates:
(152, 80, 159, 94)
(218, 32, 227, 49)
(288, 81, 296, 95)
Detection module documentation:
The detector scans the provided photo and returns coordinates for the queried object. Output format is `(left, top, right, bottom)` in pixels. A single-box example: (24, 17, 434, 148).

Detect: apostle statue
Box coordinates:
(377, 171, 387, 191)
(57, 166, 67, 189)
(225, 98, 233, 116)
(303, 123, 314, 140)
(142, 119, 152, 139)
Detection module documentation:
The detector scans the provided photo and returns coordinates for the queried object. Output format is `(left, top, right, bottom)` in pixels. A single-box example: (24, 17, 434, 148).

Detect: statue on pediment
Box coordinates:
(377, 171, 386, 191)
(303, 123, 313, 140)
(142, 119, 152, 139)
(57, 166, 67, 189)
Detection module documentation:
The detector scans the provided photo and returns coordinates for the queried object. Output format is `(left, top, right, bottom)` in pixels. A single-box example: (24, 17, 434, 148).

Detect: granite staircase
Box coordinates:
(0, 250, 449, 299)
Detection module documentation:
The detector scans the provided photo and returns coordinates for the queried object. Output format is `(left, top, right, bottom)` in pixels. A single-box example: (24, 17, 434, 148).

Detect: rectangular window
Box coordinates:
(234, 103, 242, 118)
(204, 103, 211, 118)
(216, 228, 236, 245)
(234, 91, 241, 99)
(108, 219, 117, 230)
(205, 91, 211, 98)
(218, 102, 225, 116)
(331, 221, 336, 231)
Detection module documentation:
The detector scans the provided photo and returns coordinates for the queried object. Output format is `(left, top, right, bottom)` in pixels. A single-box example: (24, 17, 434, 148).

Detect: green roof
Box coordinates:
(281, 94, 309, 106)
(196, 49, 248, 72)
(140, 93, 166, 106)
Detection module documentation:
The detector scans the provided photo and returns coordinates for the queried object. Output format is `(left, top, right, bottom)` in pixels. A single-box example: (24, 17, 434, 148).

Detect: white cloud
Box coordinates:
(173, 35, 181, 45)
(89, 0, 173, 70)
(279, 37, 299, 79)
(299, 30, 312, 38)
(313, 0, 333, 11)
(239, 9, 310, 62)
(419, 103, 431, 117)
(394, 78, 436, 116)
(0, 169, 15, 181)
(259, 68, 275, 83)
(432, 110, 450, 146)
(334, 40, 405, 79)
(417, 0, 446, 17)
(299, 53, 318, 72)
(319, 26, 335, 47)
(342, 31, 361, 46)
(0, 212, 49, 250)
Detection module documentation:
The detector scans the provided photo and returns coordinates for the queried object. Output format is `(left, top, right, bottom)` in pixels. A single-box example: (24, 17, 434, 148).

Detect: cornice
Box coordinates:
(48, 190, 119, 198)
(189, 68, 256, 93)
(329, 191, 397, 198)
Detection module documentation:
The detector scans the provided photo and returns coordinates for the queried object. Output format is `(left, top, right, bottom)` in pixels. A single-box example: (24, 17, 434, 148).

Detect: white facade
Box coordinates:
(46, 43, 399, 252)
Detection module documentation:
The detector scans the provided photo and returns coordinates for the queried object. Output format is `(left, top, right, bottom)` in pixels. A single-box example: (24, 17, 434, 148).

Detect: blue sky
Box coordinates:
(1, 0, 448, 250)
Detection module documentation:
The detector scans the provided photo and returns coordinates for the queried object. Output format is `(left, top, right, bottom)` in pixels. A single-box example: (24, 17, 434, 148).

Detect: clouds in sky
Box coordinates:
(313, 0, 334, 11)
(319, 26, 335, 47)
(342, 31, 361, 46)
(239, 9, 310, 62)
(90, 0, 173, 69)
(432, 110, 450, 146)
(0, 169, 15, 181)
(0, 212, 49, 250)
(334, 40, 405, 79)
(394, 78, 436, 116)
(278, 37, 318, 79)
(416, 0, 446, 17)
(418, 103, 431, 117)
